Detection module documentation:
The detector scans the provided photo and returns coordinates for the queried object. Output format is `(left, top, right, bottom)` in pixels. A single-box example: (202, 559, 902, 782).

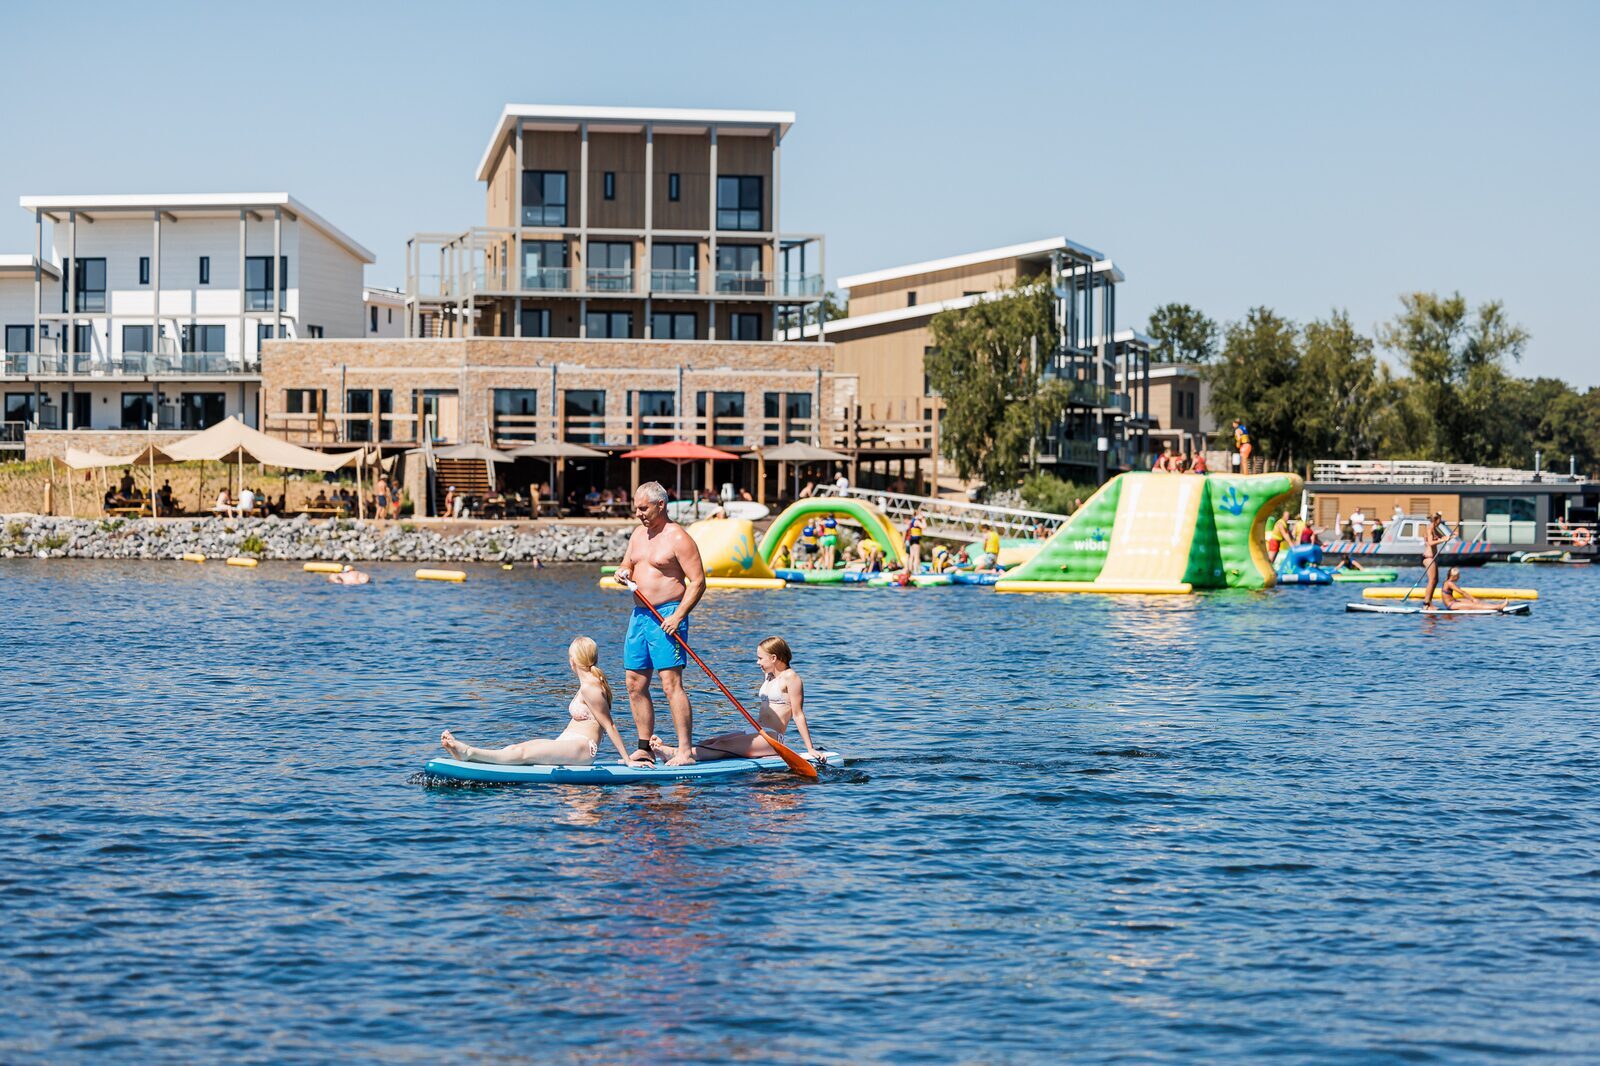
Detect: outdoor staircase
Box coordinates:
(434, 458, 492, 508)
(836, 487, 1067, 541)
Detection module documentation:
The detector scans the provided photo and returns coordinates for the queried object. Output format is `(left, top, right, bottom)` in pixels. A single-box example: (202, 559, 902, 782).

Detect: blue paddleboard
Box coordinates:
(423, 750, 843, 785)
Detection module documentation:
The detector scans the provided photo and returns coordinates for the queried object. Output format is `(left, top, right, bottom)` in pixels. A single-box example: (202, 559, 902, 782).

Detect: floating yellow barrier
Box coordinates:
(303, 561, 344, 574)
(417, 568, 467, 583)
(180, 553, 206, 563)
(995, 580, 1193, 595)
(598, 575, 786, 591)
(1364, 586, 1538, 602)
(226, 557, 259, 568)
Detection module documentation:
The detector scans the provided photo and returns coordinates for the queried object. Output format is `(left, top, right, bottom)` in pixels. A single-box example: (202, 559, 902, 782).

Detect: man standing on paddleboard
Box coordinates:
(615, 482, 707, 767)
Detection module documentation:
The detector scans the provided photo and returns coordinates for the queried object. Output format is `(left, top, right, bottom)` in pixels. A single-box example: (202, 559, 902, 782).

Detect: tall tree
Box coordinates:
(1207, 307, 1303, 468)
(926, 278, 1068, 489)
(1295, 310, 1392, 459)
(1146, 303, 1219, 364)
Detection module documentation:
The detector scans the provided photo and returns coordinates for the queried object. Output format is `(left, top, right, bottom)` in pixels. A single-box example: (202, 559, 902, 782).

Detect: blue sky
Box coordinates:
(5, 1, 1596, 383)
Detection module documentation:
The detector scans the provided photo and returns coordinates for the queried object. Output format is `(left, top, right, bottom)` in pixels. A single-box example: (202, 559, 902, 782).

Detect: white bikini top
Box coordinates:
(758, 676, 789, 714)
(568, 692, 593, 722)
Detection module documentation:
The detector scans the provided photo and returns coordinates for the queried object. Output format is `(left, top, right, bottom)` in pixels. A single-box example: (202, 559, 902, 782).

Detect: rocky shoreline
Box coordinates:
(0, 515, 632, 564)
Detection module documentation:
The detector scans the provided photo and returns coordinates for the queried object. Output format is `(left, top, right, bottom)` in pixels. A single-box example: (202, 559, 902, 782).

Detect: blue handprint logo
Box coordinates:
(1218, 485, 1248, 516)
(733, 534, 755, 570)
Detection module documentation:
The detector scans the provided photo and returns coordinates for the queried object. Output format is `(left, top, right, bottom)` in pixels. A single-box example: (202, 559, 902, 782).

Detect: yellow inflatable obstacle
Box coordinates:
(598, 518, 787, 590)
(416, 568, 467, 583)
(759, 496, 907, 567)
(226, 557, 259, 568)
(1364, 586, 1538, 602)
(303, 561, 344, 574)
(995, 472, 1302, 594)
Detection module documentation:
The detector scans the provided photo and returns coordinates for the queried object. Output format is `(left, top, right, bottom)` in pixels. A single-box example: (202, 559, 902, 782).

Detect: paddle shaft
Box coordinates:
(626, 583, 819, 780)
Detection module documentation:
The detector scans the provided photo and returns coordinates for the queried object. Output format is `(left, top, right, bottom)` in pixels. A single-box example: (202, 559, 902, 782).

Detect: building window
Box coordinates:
(60, 391, 91, 430)
(762, 391, 813, 443)
(74, 324, 93, 354)
(199, 256, 210, 285)
(121, 392, 154, 430)
(632, 390, 676, 444)
(122, 325, 153, 354)
(587, 242, 634, 291)
(729, 312, 762, 341)
(387, 308, 393, 324)
(907, 291, 917, 307)
(650, 312, 697, 340)
(492, 388, 540, 442)
(307, 325, 323, 338)
(244, 255, 287, 310)
(284, 388, 325, 415)
(522, 170, 568, 227)
(60, 258, 107, 312)
(257, 324, 285, 352)
(181, 324, 226, 354)
(716, 175, 763, 231)
(369, 306, 379, 333)
(139, 257, 150, 285)
(696, 390, 746, 446)
(519, 308, 552, 337)
(651, 243, 697, 291)
(345, 388, 392, 442)
(522, 241, 569, 289)
(180, 392, 226, 431)
(715, 245, 763, 294)
(4, 326, 32, 354)
(668, 173, 680, 201)
(603, 171, 616, 200)
(564, 389, 606, 445)
(585, 311, 632, 339)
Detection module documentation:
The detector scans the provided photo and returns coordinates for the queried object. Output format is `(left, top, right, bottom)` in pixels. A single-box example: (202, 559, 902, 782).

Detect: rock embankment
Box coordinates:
(0, 515, 631, 563)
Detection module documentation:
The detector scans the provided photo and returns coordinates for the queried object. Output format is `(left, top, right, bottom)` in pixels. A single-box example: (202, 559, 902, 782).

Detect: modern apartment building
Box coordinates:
(4, 193, 372, 457)
(364, 287, 405, 338)
(815, 237, 1149, 481)
(405, 105, 826, 344)
(1116, 357, 1212, 462)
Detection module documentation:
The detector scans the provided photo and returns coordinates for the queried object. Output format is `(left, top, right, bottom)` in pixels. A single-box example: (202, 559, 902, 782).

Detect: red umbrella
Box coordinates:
(621, 440, 741, 502)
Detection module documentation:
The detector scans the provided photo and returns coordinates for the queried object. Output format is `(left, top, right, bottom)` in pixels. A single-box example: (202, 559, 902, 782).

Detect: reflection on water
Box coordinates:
(2, 559, 1599, 1062)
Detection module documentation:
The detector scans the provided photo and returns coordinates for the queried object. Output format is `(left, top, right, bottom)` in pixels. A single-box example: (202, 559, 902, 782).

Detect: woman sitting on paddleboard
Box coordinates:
(651, 637, 820, 763)
(440, 637, 638, 766)
(1439, 567, 1509, 611)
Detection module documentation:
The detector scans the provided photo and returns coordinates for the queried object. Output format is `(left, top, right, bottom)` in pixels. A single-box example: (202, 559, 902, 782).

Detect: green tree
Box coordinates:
(1295, 310, 1393, 459)
(1207, 307, 1303, 468)
(926, 278, 1068, 489)
(1146, 303, 1219, 363)
(1377, 292, 1529, 464)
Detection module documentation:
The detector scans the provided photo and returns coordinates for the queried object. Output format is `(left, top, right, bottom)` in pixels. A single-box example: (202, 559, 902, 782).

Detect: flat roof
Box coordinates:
(838, 236, 1106, 291)
(804, 277, 1134, 340)
(476, 104, 795, 182)
(18, 193, 375, 264)
(0, 254, 60, 280)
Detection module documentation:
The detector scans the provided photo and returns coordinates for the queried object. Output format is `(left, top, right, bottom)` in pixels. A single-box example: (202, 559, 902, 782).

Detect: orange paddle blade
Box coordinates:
(764, 734, 820, 779)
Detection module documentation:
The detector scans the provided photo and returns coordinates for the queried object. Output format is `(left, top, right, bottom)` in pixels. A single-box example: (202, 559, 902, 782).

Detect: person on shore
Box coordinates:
(1370, 514, 1386, 542)
(102, 486, 117, 512)
(1420, 512, 1450, 606)
(442, 485, 457, 518)
(833, 469, 849, 495)
(650, 637, 820, 764)
(614, 482, 706, 767)
(1232, 419, 1253, 472)
(239, 485, 256, 516)
(819, 513, 840, 569)
(1439, 567, 1508, 611)
(904, 511, 925, 573)
(157, 480, 174, 515)
(1268, 513, 1291, 562)
(440, 637, 633, 766)
(118, 470, 135, 497)
(215, 488, 234, 517)
(1350, 509, 1366, 543)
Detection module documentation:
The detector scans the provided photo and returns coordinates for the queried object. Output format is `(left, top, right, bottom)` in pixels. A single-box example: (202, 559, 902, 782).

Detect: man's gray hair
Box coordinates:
(635, 482, 669, 504)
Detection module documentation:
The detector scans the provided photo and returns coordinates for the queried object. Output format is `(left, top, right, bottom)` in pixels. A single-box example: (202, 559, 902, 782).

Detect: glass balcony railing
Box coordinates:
(650, 269, 699, 293)
(522, 206, 568, 227)
(522, 267, 572, 291)
(715, 271, 769, 296)
(2, 351, 254, 376)
(779, 273, 823, 298)
(586, 267, 635, 293)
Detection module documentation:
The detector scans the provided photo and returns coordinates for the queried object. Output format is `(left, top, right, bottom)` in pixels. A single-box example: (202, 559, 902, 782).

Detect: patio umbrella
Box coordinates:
(620, 440, 741, 503)
(506, 440, 607, 511)
(431, 443, 514, 463)
(758, 442, 850, 500)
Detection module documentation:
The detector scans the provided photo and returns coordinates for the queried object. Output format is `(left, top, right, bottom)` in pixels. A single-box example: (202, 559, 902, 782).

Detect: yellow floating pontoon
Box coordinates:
(226, 557, 259, 568)
(995, 580, 1193, 595)
(180, 553, 206, 563)
(1364, 586, 1538, 602)
(598, 575, 786, 591)
(416, 568, 467, 583)
(303, 561, 344, 574)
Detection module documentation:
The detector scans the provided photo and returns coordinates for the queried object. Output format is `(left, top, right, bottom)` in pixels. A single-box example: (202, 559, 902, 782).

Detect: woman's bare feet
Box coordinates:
(650, 734, 696, 767)
(440, 730, 471, 760)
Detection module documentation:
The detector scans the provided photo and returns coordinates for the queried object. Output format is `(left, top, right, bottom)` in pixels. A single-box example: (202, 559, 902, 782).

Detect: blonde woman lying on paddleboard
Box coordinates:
(441, 637, 642, 766)
(651, 637, 821, 762)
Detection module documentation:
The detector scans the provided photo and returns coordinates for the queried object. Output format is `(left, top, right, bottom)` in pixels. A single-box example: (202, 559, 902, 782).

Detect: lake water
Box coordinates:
(4, 559, 1599, 1063)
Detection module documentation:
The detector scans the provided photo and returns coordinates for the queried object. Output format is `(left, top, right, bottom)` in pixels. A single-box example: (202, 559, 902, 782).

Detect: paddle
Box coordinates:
(1398, 517, 1453, 604)
(621, 579, 819, 780)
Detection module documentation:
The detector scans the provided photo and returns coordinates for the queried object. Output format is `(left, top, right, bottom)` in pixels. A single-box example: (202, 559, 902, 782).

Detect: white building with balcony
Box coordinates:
(4, 193, 372, 450)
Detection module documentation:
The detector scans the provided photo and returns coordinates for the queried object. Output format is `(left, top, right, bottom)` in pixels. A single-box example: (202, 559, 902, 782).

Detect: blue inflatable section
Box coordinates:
(424, 751, 843, 785)
(1275, 543, 1333, 586)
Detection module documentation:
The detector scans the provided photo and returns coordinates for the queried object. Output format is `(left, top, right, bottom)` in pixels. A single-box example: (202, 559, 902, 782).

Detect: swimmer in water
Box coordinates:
(328, 565, 371, 585)
(650, 637, 820, 763)
(441, 636, 637, 766)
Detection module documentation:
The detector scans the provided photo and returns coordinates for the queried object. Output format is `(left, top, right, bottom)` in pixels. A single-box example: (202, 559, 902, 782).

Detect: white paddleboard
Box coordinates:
(1345, 602, 1531, 616)
(667, 500, 771, 523)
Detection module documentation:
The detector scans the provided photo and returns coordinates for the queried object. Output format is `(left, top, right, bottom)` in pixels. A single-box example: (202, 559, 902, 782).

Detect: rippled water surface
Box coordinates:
(4, 559, 1600, 1063)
